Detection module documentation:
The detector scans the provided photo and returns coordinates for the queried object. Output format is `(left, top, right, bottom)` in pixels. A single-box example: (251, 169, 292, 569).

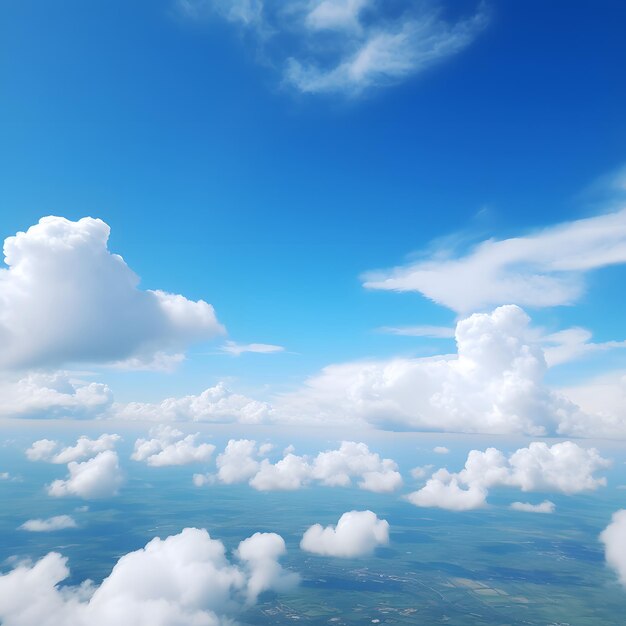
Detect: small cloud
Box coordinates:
(19, 515, 78, 532)
(220, 341, 285, 356)
(378, 325, 455, 338)
(433, 446, 450, 454)
(300, 510, 389, 558)
(510, 500, 555, 514)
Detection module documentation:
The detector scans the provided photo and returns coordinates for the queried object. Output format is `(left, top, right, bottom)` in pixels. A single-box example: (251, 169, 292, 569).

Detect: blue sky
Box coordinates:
(5, 4, 626, 624)
(1, 0, 626, 406)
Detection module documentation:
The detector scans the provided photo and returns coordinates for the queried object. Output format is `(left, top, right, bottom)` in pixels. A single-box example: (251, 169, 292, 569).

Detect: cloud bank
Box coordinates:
(0, 527, 298, 626)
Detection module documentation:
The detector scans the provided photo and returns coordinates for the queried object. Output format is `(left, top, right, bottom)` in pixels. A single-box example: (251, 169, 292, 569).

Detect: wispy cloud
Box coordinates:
(378, 324, 454, 338)
(363, 208, 626, 313)
(178, 0, 489, 96)
(220, 340, 285, 356)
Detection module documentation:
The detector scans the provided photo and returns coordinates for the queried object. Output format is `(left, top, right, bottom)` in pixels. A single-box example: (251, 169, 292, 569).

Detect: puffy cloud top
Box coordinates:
(0, 216, 224, 369)
(0, 527, 298, 626)
(300, 510, 389, 557)
(601, 509, 626, 588)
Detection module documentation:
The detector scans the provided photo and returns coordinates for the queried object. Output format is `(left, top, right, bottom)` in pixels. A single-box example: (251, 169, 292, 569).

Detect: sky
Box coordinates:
(2, 2, 626, 623)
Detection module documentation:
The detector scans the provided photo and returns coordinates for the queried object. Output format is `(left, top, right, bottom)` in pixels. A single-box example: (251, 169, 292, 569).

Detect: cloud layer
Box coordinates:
(0, 216, 223, 370)
(0, 527, 298, 626)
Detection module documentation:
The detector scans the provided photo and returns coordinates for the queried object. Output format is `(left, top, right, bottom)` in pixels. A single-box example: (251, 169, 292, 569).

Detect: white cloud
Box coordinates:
(542, 327, 626, 367)
(433, 446, 449, 454)
(300, 510, 389, 557)
(220, 341, 285, 356)
(407, 441, 609, 511)
(27, 434, 121, 464)
(287, 7, 488, 95)
(181, 1, 487, 96)
(216, 439, 261, 484)
(363, 208, 626, 313)
(0, 371, 113, 419)
(131, 426, 215, 467)
(19, 515, 77, 532)
(47, 450, 124, 499)
(0, 527, 298, 626)
(277, 305, 581, 436)
(116, 383, 271, 424)
(600, 509, 626, 588)
(213, 439, 402, 493)
(0, 216, 223, 370)
(510, 500, 555, 514)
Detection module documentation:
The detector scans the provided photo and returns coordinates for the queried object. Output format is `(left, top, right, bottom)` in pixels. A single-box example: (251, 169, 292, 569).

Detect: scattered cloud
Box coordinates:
(47, 450, 124, 499)
(131, 426, 215, 467)
(407, 441, 609, 511)
(542, 327, 626, 367)
(0, 216, 224, 370)
(19, 515, 77, 532)
(203, 439, 402, 493)
(179, 0, 488, 96)
(363, 208, 626, 313)
(27, 434, 121, 464)
(510, 500, 555, 514)
(220, 341, 285, 356)
(0, 527, 298, 626)
(600, 509, 626, 588)
(433, 446, 449, 454)
(300, 510, 389, 557)
(0, 371, 113, 419)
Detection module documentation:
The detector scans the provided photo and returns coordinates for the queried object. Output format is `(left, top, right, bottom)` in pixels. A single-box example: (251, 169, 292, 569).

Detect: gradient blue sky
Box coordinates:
(2, 0, 626, 403)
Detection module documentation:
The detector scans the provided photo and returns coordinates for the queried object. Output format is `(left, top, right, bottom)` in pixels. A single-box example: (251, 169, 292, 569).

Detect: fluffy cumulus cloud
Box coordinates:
(510, 500, 555, 514)
(131, 426, 215, 467)
(0, 527, 298, 626)
(407, 441, 609, 511)
(180, 0, 487, 96)
(0, 216, 223, 370)
(27, 434, 121, 464)
(203, 439, 402, 493)
(600, 509, 626, 587)
(363, 208, 626, 313)
(300, 510, 389, 557)
(116, 383, 271, 424)
(47, 450, 124, 499)
(0, 371, 113, 419)
(19, 515, 77, 532)
(278, 305, 588, 436)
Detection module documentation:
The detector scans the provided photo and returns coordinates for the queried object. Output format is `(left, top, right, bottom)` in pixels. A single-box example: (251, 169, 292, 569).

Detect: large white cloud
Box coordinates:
(0, 527, 298, 626)
(363, 208, 626, 313)
(131, 426, 215, 467)
(0, 216, 224, 370)
(180, 0, 487, 96)
(47, 450, 124, 499)
(27, 434, 121, 464)
(277, 305, 583, 436)
(407, 441, 609, 511)
(600, 509, 626, 588)
(207, 439, 402, 493)
(300, 510, 389, 558)
(116, 383, 271, 424)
